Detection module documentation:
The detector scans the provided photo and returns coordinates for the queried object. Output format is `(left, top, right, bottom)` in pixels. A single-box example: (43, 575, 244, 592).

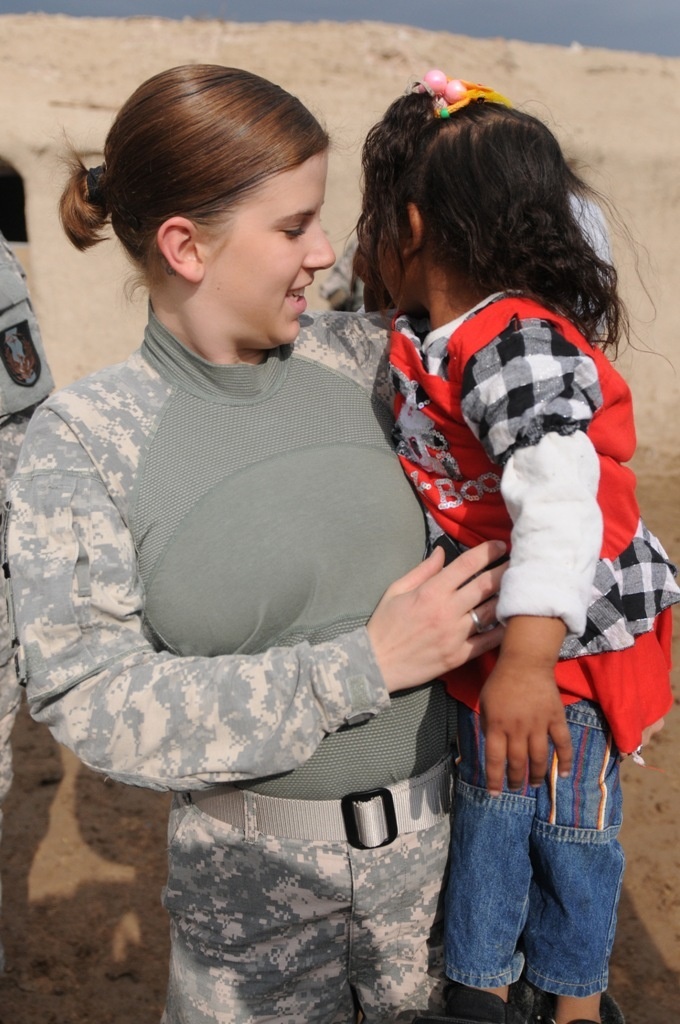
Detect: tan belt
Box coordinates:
(190, 756, 452, 850)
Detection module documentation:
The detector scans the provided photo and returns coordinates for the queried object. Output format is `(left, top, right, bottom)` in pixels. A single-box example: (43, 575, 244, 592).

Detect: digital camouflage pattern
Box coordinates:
(5, 311, 396, 791)
(0, 229, 53, 972)
(0, 411, 34, 973)
(162, 797, 450, 1022)
(5, 307, 461, 1019)
(0, 232, 53, 417)
(319, 235, 364, 312)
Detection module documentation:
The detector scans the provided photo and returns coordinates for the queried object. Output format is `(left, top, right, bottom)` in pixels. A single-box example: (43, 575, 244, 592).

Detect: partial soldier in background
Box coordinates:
(0, 229, 53, 970)
(319, 233, 365, 311)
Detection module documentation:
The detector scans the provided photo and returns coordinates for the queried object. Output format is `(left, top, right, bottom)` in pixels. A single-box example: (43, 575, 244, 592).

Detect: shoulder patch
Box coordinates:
(0, 319, 41, 387)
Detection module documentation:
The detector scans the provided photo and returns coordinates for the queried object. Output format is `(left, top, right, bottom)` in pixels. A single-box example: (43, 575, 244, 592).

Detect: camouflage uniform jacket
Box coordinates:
(4, 309, 441, 794)
(0, 230, 53, 970)
(0, 232, 53, 423)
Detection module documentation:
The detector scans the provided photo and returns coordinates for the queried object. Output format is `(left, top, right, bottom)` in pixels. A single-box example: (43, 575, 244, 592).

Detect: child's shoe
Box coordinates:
(412, 983, 527, 1024)
(530, 988, 624, 1024)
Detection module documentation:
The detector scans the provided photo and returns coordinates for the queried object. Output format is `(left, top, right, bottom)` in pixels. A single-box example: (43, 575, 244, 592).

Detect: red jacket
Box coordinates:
(390, 296, 674, 752)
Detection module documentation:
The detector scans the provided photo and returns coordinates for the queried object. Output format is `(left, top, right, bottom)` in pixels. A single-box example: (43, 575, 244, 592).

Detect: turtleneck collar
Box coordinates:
(141, 306, 290, 403)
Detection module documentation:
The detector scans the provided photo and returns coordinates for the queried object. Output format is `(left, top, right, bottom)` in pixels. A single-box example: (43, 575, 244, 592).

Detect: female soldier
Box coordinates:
(4, 65, 505, 1023)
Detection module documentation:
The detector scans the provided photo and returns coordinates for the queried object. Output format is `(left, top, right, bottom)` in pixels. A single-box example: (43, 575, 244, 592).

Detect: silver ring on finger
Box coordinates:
(469, 609, 484, 634)
(470, 609, 497, 634)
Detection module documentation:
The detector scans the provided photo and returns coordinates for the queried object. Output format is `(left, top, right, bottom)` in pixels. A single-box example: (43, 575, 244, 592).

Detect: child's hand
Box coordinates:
(478, 616, 573, 795)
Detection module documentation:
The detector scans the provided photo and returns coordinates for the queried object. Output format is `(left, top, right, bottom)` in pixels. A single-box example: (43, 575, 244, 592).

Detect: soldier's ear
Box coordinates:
(156, 218, 205, 283)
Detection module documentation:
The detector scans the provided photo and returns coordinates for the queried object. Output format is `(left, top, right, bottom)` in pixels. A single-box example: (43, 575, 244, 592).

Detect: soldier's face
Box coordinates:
(199, 152, 335, 364)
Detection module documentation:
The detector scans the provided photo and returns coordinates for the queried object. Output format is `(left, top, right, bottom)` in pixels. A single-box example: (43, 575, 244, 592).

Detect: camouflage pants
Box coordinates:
(0, 412, 31, 971)
(161, 792, 451, 1023)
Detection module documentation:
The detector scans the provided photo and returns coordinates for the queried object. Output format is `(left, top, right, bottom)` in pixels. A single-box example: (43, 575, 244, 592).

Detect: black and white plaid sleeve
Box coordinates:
(461, 316, 603, 465)
(562, 519, 680, 657)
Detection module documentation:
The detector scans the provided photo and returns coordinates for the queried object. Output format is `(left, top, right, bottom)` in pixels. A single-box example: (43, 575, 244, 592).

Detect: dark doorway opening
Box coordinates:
(0, 160, 28, 243)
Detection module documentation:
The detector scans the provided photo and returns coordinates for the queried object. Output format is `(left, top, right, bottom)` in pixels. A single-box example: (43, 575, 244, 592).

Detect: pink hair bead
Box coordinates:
(444, 78, 467, 104)
(423, 69, 448, 95)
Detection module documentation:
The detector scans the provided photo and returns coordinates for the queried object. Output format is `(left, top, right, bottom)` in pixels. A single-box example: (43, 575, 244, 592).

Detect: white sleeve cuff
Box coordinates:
(497, 431, 603, 636)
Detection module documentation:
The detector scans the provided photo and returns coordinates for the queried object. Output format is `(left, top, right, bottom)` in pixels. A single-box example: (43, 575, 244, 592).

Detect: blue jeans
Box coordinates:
(445, 700, 625, 998)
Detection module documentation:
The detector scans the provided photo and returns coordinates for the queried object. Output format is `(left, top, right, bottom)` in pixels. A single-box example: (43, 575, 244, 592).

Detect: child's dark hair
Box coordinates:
(356, 91, 626, 352)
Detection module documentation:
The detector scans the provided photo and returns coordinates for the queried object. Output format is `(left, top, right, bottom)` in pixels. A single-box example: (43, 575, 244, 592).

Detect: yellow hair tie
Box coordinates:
(415, 69, 512, 118)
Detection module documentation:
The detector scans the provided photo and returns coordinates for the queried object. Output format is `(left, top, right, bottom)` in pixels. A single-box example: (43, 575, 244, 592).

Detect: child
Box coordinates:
(355, 70, 680, 1024)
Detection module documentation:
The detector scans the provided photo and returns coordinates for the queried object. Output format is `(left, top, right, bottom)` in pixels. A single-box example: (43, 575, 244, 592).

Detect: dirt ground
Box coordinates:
(0, 455, 678, 1024)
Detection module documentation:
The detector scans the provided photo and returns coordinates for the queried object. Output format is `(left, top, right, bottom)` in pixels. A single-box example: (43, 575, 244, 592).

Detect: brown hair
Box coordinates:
(59, 65, 329, 283)
(356, 91, 626, 352)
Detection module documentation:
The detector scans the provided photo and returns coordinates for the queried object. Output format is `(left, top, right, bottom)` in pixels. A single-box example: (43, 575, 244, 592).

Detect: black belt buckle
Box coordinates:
(340, 787, 398, 850)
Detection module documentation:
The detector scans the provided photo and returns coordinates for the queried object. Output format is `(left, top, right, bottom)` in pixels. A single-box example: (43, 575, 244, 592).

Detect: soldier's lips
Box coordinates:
(287, 289, 307, 313)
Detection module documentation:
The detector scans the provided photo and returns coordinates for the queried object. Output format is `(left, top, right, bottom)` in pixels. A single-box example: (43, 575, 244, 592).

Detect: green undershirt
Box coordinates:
(134, 318, 455, 798)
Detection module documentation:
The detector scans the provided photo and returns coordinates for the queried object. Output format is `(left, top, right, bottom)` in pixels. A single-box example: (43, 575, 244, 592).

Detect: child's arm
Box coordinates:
(480, 615, 571, 796)
(460, 316, 606, 792)
(482, 430, 603, 795)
